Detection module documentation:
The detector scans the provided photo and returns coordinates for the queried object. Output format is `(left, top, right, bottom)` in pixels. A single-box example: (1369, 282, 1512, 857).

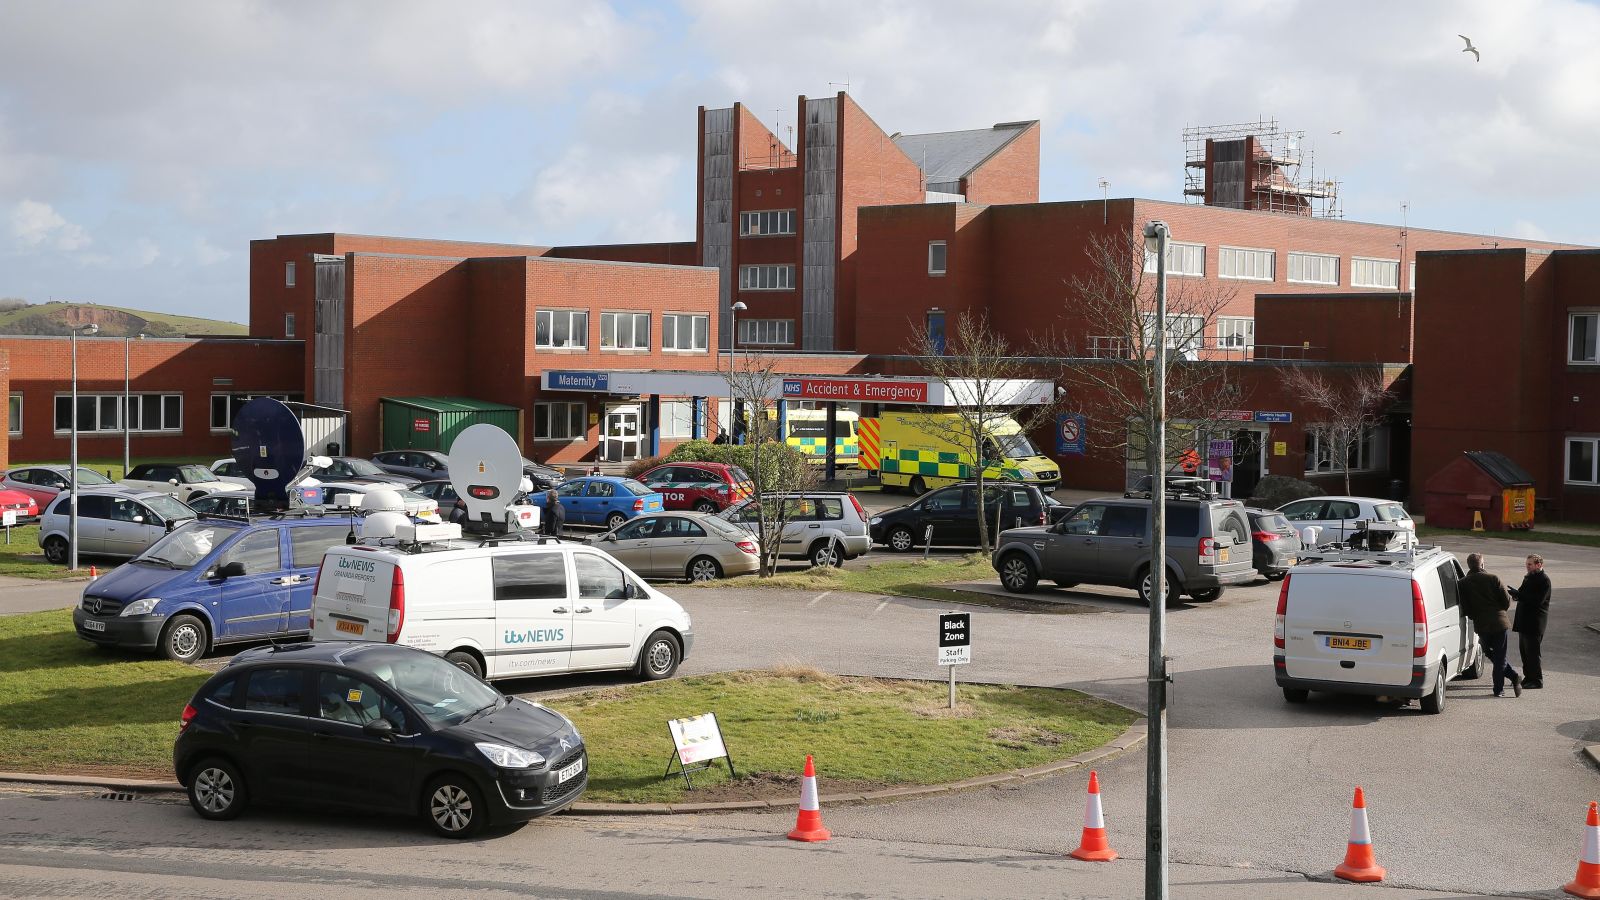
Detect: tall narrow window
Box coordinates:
(285, 261, 296, 287)
(1570, 312, 1600, 364)
(284, 313, 296, 338)
(928, 241, 947, 275)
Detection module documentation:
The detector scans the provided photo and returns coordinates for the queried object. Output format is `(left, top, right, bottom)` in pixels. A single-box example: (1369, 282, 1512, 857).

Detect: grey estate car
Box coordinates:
(991, 493, 1257, 604)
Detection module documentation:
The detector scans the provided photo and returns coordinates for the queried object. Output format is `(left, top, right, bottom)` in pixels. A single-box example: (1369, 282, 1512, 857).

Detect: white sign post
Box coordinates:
(2, 509, 14, 544)
(664, 712, 735, 788)
(938, 612, 971, 709)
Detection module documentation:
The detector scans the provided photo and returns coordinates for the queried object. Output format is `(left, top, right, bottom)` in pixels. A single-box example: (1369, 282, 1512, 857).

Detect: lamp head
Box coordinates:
(732, 301, 748, 312)
(1142, 220, 1169, 240)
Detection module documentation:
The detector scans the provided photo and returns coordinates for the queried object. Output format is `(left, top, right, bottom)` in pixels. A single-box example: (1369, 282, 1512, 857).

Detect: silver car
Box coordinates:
(588, 512, 760, 582)
(719, 493, 871, 567)
(38, 487, 197, 564)
(1277, 495, 1414, 544)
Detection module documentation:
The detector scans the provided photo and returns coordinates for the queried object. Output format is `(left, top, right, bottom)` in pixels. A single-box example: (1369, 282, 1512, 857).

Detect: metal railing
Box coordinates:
(1083, 337, 1323, 361)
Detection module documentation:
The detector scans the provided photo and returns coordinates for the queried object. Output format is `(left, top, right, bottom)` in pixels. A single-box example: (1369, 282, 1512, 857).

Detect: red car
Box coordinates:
(638, 462, 753, 513)
(0, 488, 40, 525)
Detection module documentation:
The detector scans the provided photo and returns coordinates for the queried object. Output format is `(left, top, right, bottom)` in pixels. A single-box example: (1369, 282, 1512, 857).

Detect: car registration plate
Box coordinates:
(1286, 557, 1297, 567)
(1218, 547, 1229, 563)
(557, 756, 585, 784)
(335, 619, 365, 636)
(1328, 636, 1371, 650)
(82, 618, 106, 632)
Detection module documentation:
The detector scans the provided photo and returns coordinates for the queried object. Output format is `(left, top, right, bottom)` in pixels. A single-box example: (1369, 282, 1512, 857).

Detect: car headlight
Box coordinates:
(476, 742, 545, 769)
(120, 598, 160, 617)
(869, 516, 882, 525)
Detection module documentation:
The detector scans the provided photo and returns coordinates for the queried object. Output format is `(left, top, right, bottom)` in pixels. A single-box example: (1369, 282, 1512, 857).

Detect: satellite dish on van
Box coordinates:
(448, 424, 525, 531)
(361, 511, 410, 541)
(359, 489, 406, 514)
(231, 398, 306, 508)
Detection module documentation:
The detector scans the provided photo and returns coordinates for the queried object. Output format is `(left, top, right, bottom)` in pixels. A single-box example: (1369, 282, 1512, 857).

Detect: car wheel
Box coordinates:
(42, 536, 69, 565)
(887, 526, 915, 553)
(1419, 669, 1447, 715)
(809, 540, 844, 569)
(160, 614, 208, 664)
(1189, 587, 1224, 602)
(999, 553, 1037, 593)
(1265, 571, 1287, 582)
(188, 757, 248, 820)
(637, 629, 681, 681)
(1137, 568, 1180, 607)
(693, 499, 718, 513)
(687, 556, 723, 582)
(1282, 688, 1309, 704)
(444, 650, 484, 680)
(424, 774, 486, 839)
(606, 512, 627, 530)
(909, 476, 927, 496)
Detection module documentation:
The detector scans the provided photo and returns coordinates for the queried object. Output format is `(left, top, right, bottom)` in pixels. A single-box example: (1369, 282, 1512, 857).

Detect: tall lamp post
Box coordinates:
(727, 301, 747, 442)
(69, 322, 100, 572)
(1142, 219, 1171, 899)
(123, 332, 144, 475)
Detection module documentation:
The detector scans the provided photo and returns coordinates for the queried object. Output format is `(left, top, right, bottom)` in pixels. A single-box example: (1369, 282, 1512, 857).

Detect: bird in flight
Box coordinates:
(1331, 130, 1343, 135)
(1459, 34, 1480, 61)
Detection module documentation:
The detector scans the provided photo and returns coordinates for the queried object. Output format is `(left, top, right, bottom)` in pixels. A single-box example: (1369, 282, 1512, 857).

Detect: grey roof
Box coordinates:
(892, 121, 1035, 188)
(1464, 451, 1534, 486)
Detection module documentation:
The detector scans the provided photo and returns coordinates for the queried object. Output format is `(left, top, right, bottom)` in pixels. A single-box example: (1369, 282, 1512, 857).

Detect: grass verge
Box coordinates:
(0, 525, 87, 580)
(696, 554, 1091, 612)
(0, 609, 205, 776)
(563, 667, 1137, 803)
(1417, 524, 1600, 550)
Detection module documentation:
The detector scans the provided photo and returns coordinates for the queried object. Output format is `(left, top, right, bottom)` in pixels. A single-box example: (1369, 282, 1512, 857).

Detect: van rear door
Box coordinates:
(311, 549, 396, 642)
(1282, 569, 1414, 687)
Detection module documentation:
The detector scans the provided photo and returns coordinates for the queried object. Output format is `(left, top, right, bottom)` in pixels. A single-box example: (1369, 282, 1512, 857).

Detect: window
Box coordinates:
(928, 241, 947, 275)
(654, 517, 707, 538)
(1216, 316, 1254, 350)
(1061, 503, 1107, 535)
(1351, 257, 1399, 289)
(290, 525, 353, 568)
(1566, 437, 1599, 485)
(1144, 241, 1206, 277)
(316, 672, 408, 730)
(600, 312, 650, 350)
(76, 495, 113, 520)
(738, 264, 794, 291)
(109, 498, 146, 523)
(1218, 246, 1275, 281)
(535, 309, 589, 349)
(209, 393, 298, 432)
(244, 668, 305, 715)
(1435, 563, 1461, 610)
(1409, 260, 1416, 291)
(1304, 428, 1387, 474)
(662, 313, 709, 351)
(583, 481, 615, 497)
(575, 553, 627, 600)
(492, 554, 570, 601)
(1287, 252, 1339, 286)
(7, 394, 19, 436)
(534, 402, 585, 441)
(285, 261, 296, 287)
(1140, 314, 1205, 357)
(661, 399, 701, 438)
(284, 313, 296, 338)
(737, 318, 793, 346)
(54, 393, 181, 434)
(1570, 313, 1599, 364)
(222, 529, 283, 575)
(739, 209, 795, 236)
(1098, 506, 1147, 538)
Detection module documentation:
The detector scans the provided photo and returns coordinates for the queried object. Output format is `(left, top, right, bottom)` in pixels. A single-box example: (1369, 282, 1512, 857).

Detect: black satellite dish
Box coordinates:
(231, 398, 306, 509)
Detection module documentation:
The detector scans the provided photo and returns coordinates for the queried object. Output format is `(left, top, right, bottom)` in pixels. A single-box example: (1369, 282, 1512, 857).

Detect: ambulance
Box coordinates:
(868, 412, 1059, 495)
(767, 407, 859, 467)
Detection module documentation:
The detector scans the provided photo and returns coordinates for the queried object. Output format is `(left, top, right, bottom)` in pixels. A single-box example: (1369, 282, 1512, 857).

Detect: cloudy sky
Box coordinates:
(2, 0, 1597, 323)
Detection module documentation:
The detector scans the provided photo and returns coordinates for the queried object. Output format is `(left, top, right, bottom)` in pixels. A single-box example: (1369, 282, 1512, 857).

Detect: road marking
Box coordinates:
(808, 592, 831, 607)
(874, 598, 890, 613)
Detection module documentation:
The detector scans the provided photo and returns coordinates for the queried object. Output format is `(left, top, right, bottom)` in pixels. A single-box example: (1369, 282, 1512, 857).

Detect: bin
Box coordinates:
(1421, 451, 1535, 531)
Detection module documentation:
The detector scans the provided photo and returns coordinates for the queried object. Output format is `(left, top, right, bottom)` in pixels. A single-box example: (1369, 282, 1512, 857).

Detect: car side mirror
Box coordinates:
(602, 532, 617, 542)
(624, 581, 639, 599)
(168, 478, 179, 486)
(132, 515, 144, 524)
(215, 561, 246, 579)
(362, 719, 394, 739)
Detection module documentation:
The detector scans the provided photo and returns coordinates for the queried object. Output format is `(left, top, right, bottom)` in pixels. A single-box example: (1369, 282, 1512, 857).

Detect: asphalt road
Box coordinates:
(0, 534, 1595, 897)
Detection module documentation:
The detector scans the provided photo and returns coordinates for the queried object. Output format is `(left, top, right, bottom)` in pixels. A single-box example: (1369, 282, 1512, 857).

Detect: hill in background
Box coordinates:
(0, 299, 247, 337)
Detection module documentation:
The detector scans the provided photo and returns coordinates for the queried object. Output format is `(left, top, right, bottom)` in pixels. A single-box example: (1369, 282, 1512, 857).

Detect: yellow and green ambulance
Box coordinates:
(865, 412, 1059, 493)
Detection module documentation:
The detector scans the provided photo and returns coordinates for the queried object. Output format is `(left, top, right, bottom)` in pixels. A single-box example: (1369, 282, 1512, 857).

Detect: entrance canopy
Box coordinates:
(541, 369, 1056, 406)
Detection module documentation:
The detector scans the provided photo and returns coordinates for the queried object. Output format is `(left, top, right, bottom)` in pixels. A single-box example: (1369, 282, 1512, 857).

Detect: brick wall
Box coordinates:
(0, 349, 9, 470)
(1255, 293, 1413, 363)
(962, 122, 1040, 205)
(836, 94, 926, 352)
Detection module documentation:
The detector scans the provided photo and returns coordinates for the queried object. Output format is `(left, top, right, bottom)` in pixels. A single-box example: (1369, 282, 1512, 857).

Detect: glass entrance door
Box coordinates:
(603, 406, 642, 462)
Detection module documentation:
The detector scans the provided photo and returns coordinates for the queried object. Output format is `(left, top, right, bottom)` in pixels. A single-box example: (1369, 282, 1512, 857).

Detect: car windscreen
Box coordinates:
(1376, 504, 1410, 521)
(179, 465, 220, 483)
(621, 479, 654, 497)
(144, 494, 196, 522)
(345, 646, 502, 728)
(76, 468, 113, 485)
(345, 459, 387, 477)
(997, 434, 1041, 459)
(137, 522, 236, 568)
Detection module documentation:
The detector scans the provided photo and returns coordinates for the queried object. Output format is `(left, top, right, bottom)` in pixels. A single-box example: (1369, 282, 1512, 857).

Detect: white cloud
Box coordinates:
(1509, 219, 1551, 241)
(526, 146, 689, 243)
(8, 200, 90, 251)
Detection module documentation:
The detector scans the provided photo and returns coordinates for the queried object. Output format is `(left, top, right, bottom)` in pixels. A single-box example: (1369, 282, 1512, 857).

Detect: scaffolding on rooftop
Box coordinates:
(1183, 118, 1343, 218)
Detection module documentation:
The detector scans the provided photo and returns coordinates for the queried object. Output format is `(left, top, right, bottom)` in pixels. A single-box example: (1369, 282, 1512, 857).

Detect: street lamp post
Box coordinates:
(1142, 219, 1171, 899)
(728, 301, 747, 443)
(69, 322, 100, 572)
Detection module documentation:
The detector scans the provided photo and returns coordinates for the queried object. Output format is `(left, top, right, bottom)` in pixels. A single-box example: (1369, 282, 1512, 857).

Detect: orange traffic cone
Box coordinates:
(787, 755, 831, 842)
(1334, 786, 1385, 883)
(88, 565, 97, 580)
(1069, 770, 1118, 862)
(1565, 801, 1600, 899)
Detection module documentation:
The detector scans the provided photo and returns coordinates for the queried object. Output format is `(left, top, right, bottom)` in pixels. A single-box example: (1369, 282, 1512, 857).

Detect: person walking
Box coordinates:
(1510, 553, 1551, 689)
(1458, 553, 1521, 698)
(542, 489, 565, 538)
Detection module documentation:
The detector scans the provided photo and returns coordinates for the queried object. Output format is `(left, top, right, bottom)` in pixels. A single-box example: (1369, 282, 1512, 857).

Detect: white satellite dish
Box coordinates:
(361, 511, 410, 541)
(359, 489, 406, 514)
(447, 424, 525, 527)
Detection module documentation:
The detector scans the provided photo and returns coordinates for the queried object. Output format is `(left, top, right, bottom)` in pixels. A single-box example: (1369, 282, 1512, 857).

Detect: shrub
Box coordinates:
(624, 455, 667, 479)
(1249, 474, 1323, 509)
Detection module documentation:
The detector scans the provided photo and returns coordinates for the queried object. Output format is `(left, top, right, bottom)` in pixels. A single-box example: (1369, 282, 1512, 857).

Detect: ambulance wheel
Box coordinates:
(693, 499, 718, 513)
(445, 650, 484, 680)
(887, 526, 916, 553)
(637, 630, 681, 681)
(909, 476, 927, 497)
(606, 512, 627, 530)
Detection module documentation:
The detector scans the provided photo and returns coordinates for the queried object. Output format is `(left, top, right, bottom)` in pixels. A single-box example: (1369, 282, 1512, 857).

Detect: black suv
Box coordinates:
(870, 482, 1049, 551)
(991, 492, 1257, 604)
(175, 641, 587, 838)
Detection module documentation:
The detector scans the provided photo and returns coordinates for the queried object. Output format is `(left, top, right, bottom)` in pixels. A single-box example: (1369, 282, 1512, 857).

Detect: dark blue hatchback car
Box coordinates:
(73, 514, 355, 663)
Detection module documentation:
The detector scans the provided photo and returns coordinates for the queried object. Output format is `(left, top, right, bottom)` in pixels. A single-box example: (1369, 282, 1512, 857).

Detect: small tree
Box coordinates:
(1282, 365, 1394, 494)
(906, 310, 1065, 553)
(725, 350, 821, 576)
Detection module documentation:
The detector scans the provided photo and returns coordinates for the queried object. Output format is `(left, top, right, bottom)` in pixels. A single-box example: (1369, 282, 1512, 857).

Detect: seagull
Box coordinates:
(1331, 130, 1343, 135)
(1459, 34, 1480, 61)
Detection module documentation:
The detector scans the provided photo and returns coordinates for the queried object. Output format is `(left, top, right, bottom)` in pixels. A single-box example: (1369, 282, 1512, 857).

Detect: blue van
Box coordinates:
(72, 514, 355, 663)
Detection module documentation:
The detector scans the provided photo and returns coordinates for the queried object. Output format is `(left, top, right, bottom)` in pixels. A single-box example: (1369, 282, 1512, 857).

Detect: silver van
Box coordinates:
(992, 494, 1257, 603)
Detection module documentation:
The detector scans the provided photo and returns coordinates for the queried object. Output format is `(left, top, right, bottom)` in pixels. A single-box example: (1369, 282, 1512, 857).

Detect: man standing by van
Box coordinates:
(1459, 553, 1521, 698)
(1510, 554, 1551, 689)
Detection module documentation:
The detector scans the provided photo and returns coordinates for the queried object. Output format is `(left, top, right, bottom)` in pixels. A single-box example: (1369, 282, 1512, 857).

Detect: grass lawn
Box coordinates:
(1416, 524, 1600, 550)
(563, 668, 1137, 803)
(0, 525, 98, 580)
(0, 609, 205, 777)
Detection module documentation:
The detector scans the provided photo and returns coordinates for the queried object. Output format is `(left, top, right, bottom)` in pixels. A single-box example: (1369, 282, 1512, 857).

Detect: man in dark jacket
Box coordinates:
(542, 489, 566, 537)
(1458, 553, 1521, 697)
(1510, 554, 1551, 689)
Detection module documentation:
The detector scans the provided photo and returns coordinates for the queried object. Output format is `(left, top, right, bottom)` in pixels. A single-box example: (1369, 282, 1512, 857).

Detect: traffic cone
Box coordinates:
(1334, 786, 1385, 883)
(1565, 801, 1600, 899)
(1069, 770, 1118, 862)
(88, 565, 97, 580)
(786, 755, 831, 842)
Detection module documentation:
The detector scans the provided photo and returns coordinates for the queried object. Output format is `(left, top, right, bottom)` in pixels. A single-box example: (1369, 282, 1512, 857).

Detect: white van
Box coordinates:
(310, 535, 693, 683)
(1273, 530, 1482, 714)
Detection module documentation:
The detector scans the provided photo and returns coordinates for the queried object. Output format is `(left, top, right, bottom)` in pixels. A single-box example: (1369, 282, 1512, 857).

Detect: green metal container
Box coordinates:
(380, 396, 521, 453)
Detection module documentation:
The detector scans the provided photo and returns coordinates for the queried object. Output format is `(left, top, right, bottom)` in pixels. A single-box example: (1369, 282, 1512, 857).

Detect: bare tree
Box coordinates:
(725, 350, 820, 576)
(1282, 364, 1394, 494)
(906, 310, 1066, 553)
(1049, 231, 1247, 489)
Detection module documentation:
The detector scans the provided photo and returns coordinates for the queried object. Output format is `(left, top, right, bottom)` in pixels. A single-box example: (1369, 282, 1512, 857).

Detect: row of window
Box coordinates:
(53, 393, 183, 435)
(533, 310, 710, 352)
(1142, 242, 1410, 289)
(737, 318, 794, 346)
(533, 399, 711, 442)
(1138, 314, 1255, 352)
(210, 393, 296, 431)
(739, 264, 794, 291)
(740, 209, 795, 237)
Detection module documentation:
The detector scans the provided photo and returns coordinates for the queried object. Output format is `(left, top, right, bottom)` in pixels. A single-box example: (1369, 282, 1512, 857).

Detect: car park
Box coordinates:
(309, 524, 692, 683)
(39, 487, 197, 564)
(587, 511, 759, 581)
(636, 462, 751, 513)
(1278, 495, 1414, 543)
(869, 482, 1049, 552)
(174, 640, 587, 838)
(122, 462, 250, 504)
(71, 511, 355, 662)
(371, 450, 451, 482)
(2, 465, 114, 508)
(0, 488, 40, 525)
(307, 456, 419, 488)
(1247, 507, 1302, 581)
(1274, 526, 1481, 714)
(529, 476, 663, 530)
(188, 494, 255, 518)
(411, 479, 464, 520)
(211, 458, 325, 506)
(992, 490, 1256, 603)
(721, 492, 871, 566)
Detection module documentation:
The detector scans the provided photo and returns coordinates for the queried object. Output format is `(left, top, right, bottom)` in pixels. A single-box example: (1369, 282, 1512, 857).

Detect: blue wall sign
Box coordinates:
(1254, 411, 1293, 423)
(547, 371, 609, 392)
(1056, 413, 1086, 454)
